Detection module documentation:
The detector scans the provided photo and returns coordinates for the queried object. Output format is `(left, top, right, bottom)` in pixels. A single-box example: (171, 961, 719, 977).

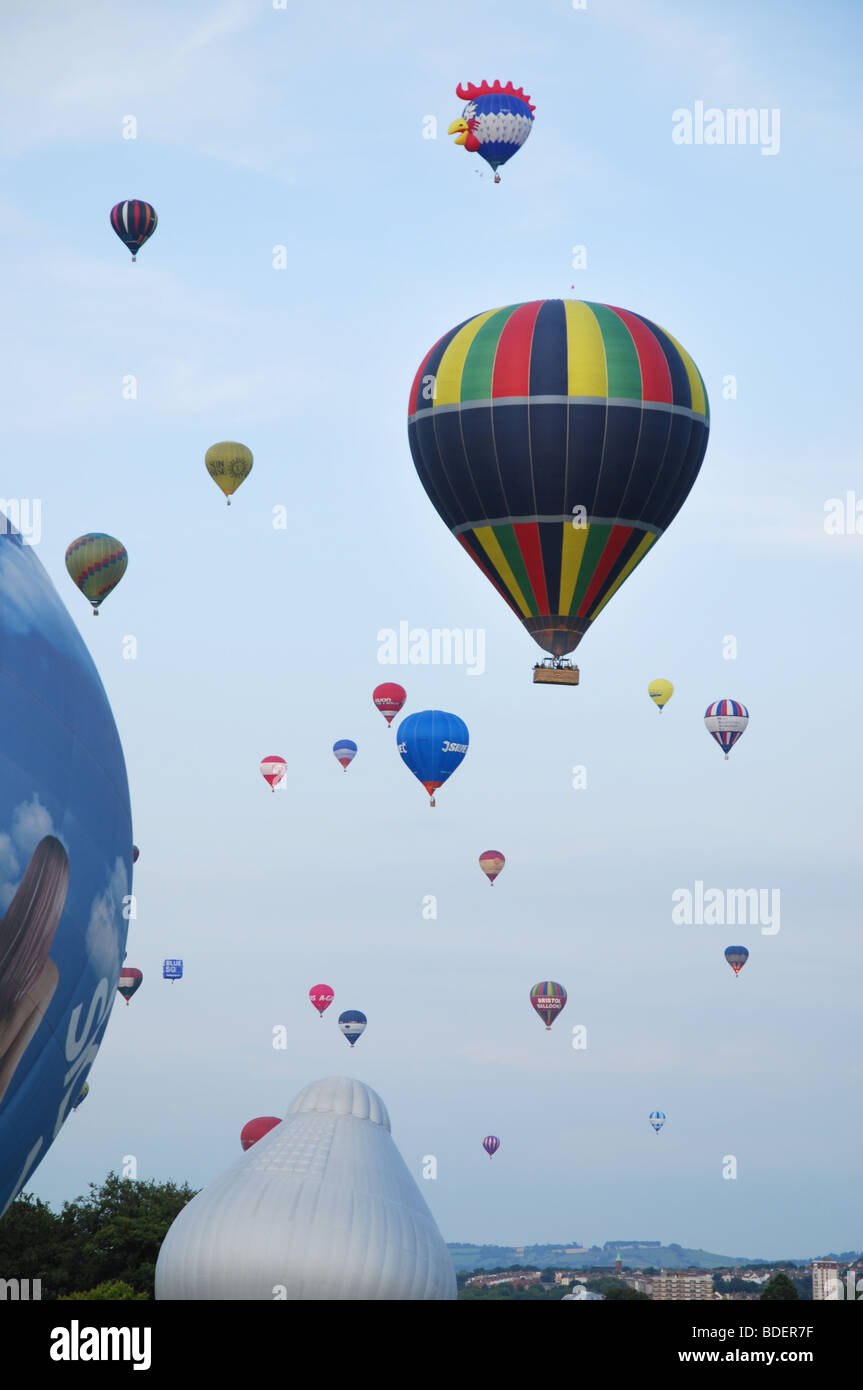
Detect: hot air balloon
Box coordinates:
(408, 301, 709, 680)
(479, 851, 505, 885)
(72, 1081, 89, 1112)
(132, 845, 139, 864)
(396, 710, 468, 808)
(163, 959, 183, 981)
(448, 81, 535, 183)
(155, 1078, 456, 1301)
(205, 442, 253, 505)
(65, 534, 128, 616)
(530, 981, 567, 1030)
(260, 755, 286, 791)
(373, 683, 406, 727)
(482, 1135, 500, 1158)
(724, 946, 749, 976)
(338, 1010, 367, 1047)
(649, 1111, 666, 1132)
(110, 200, 157, 261)
(309, 984, 333, 1018)
(333, 740, 357, 771)
(705, 700, 749, 759)
(648, 679, 674, 711)
(117, 967, 142, 1005)
(0, 522, 132, 1218)
(240, 1117, 281, 1151)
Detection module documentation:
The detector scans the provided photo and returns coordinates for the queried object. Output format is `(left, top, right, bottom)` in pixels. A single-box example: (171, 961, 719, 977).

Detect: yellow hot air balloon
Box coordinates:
(64, 534, 128, 616)
(648, 678, 674, 711)
(205, 442, 253, 505)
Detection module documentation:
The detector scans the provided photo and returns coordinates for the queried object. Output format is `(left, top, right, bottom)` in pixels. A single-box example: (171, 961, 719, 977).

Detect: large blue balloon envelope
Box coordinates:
(0, 525, 131, 1216)
(338, 1010, 367, 1047)
(396, 710, 469, 807)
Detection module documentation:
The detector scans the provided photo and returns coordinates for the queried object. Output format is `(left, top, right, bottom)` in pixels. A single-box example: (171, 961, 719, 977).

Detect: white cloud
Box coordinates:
(11, 795, 55, 860)
(0, 797, 60, 910)
(86, 857, 128, 980)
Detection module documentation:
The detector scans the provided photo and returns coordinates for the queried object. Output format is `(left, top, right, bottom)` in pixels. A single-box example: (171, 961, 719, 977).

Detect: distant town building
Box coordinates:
(630, 1269, 714, 1300)
(465, 1270, 541, 1290)
(812, 1260, 840, 1300)
(562, 1286, 603, 1301)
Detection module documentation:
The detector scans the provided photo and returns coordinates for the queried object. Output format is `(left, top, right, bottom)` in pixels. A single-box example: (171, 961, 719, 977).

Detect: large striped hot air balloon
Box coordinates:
(110, 201, 157, 261)
(65, 534, 128, 616)
(408, 301, 709, 672)
(529, 981, 567, 1031)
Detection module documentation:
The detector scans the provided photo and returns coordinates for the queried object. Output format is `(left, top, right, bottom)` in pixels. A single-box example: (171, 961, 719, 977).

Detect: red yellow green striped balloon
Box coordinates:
(64, 534, 128, 616)
(408, 300, 709, 660)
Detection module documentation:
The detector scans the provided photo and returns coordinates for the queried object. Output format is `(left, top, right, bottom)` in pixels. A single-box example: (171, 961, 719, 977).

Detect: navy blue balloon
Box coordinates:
(396, 710, 469, 806)
(338, 1010, 367, 1047)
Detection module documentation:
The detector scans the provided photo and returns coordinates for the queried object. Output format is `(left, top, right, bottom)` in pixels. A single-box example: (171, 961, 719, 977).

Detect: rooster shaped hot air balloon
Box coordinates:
(448, 80, 535, 182)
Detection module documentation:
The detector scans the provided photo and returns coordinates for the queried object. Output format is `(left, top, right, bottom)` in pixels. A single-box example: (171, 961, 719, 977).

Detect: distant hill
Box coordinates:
(446, 1242, 820, 1272)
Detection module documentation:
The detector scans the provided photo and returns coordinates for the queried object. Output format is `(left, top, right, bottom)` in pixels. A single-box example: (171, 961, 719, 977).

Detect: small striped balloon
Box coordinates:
(260, 755, 286, 791)
(529, 981, 567, 1030)
(704, 700, 749, 759)
(333, 739, 358, 770)
(65, 534, 127, 615)
(479, 851, 505, 885)
(482, 1135, 500, 1158)
(724, 946, 749, 976)
(110, 200, 157, 260)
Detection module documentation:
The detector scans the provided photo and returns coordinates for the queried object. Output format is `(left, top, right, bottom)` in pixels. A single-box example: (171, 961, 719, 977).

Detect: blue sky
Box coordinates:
(2, 0, 861, 1258)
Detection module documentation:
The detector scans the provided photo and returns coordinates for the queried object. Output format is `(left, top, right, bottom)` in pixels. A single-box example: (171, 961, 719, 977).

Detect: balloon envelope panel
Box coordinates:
(0, 529, 132, 1214)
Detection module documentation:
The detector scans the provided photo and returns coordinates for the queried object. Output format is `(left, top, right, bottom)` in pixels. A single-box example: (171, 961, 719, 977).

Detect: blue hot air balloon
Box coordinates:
(0, 523, 132, 1216)
(333, 740, 358, 771)
(396, 710, 469, 807)
(649, 1111, 666, 1133)
(724, 946, 749, 976)
(338, 1010, 367, 1047)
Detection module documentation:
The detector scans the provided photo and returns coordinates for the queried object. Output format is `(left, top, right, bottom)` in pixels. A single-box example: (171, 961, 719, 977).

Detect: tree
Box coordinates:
(59, 1281, 149, 1301)
(604, 1286, 649, 1300)
(761, 1273, 800, 1301)
(0, 1173, 197, 1298)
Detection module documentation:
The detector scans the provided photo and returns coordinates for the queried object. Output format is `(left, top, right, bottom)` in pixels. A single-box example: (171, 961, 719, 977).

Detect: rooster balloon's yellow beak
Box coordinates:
(448, 118, 469, 145)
